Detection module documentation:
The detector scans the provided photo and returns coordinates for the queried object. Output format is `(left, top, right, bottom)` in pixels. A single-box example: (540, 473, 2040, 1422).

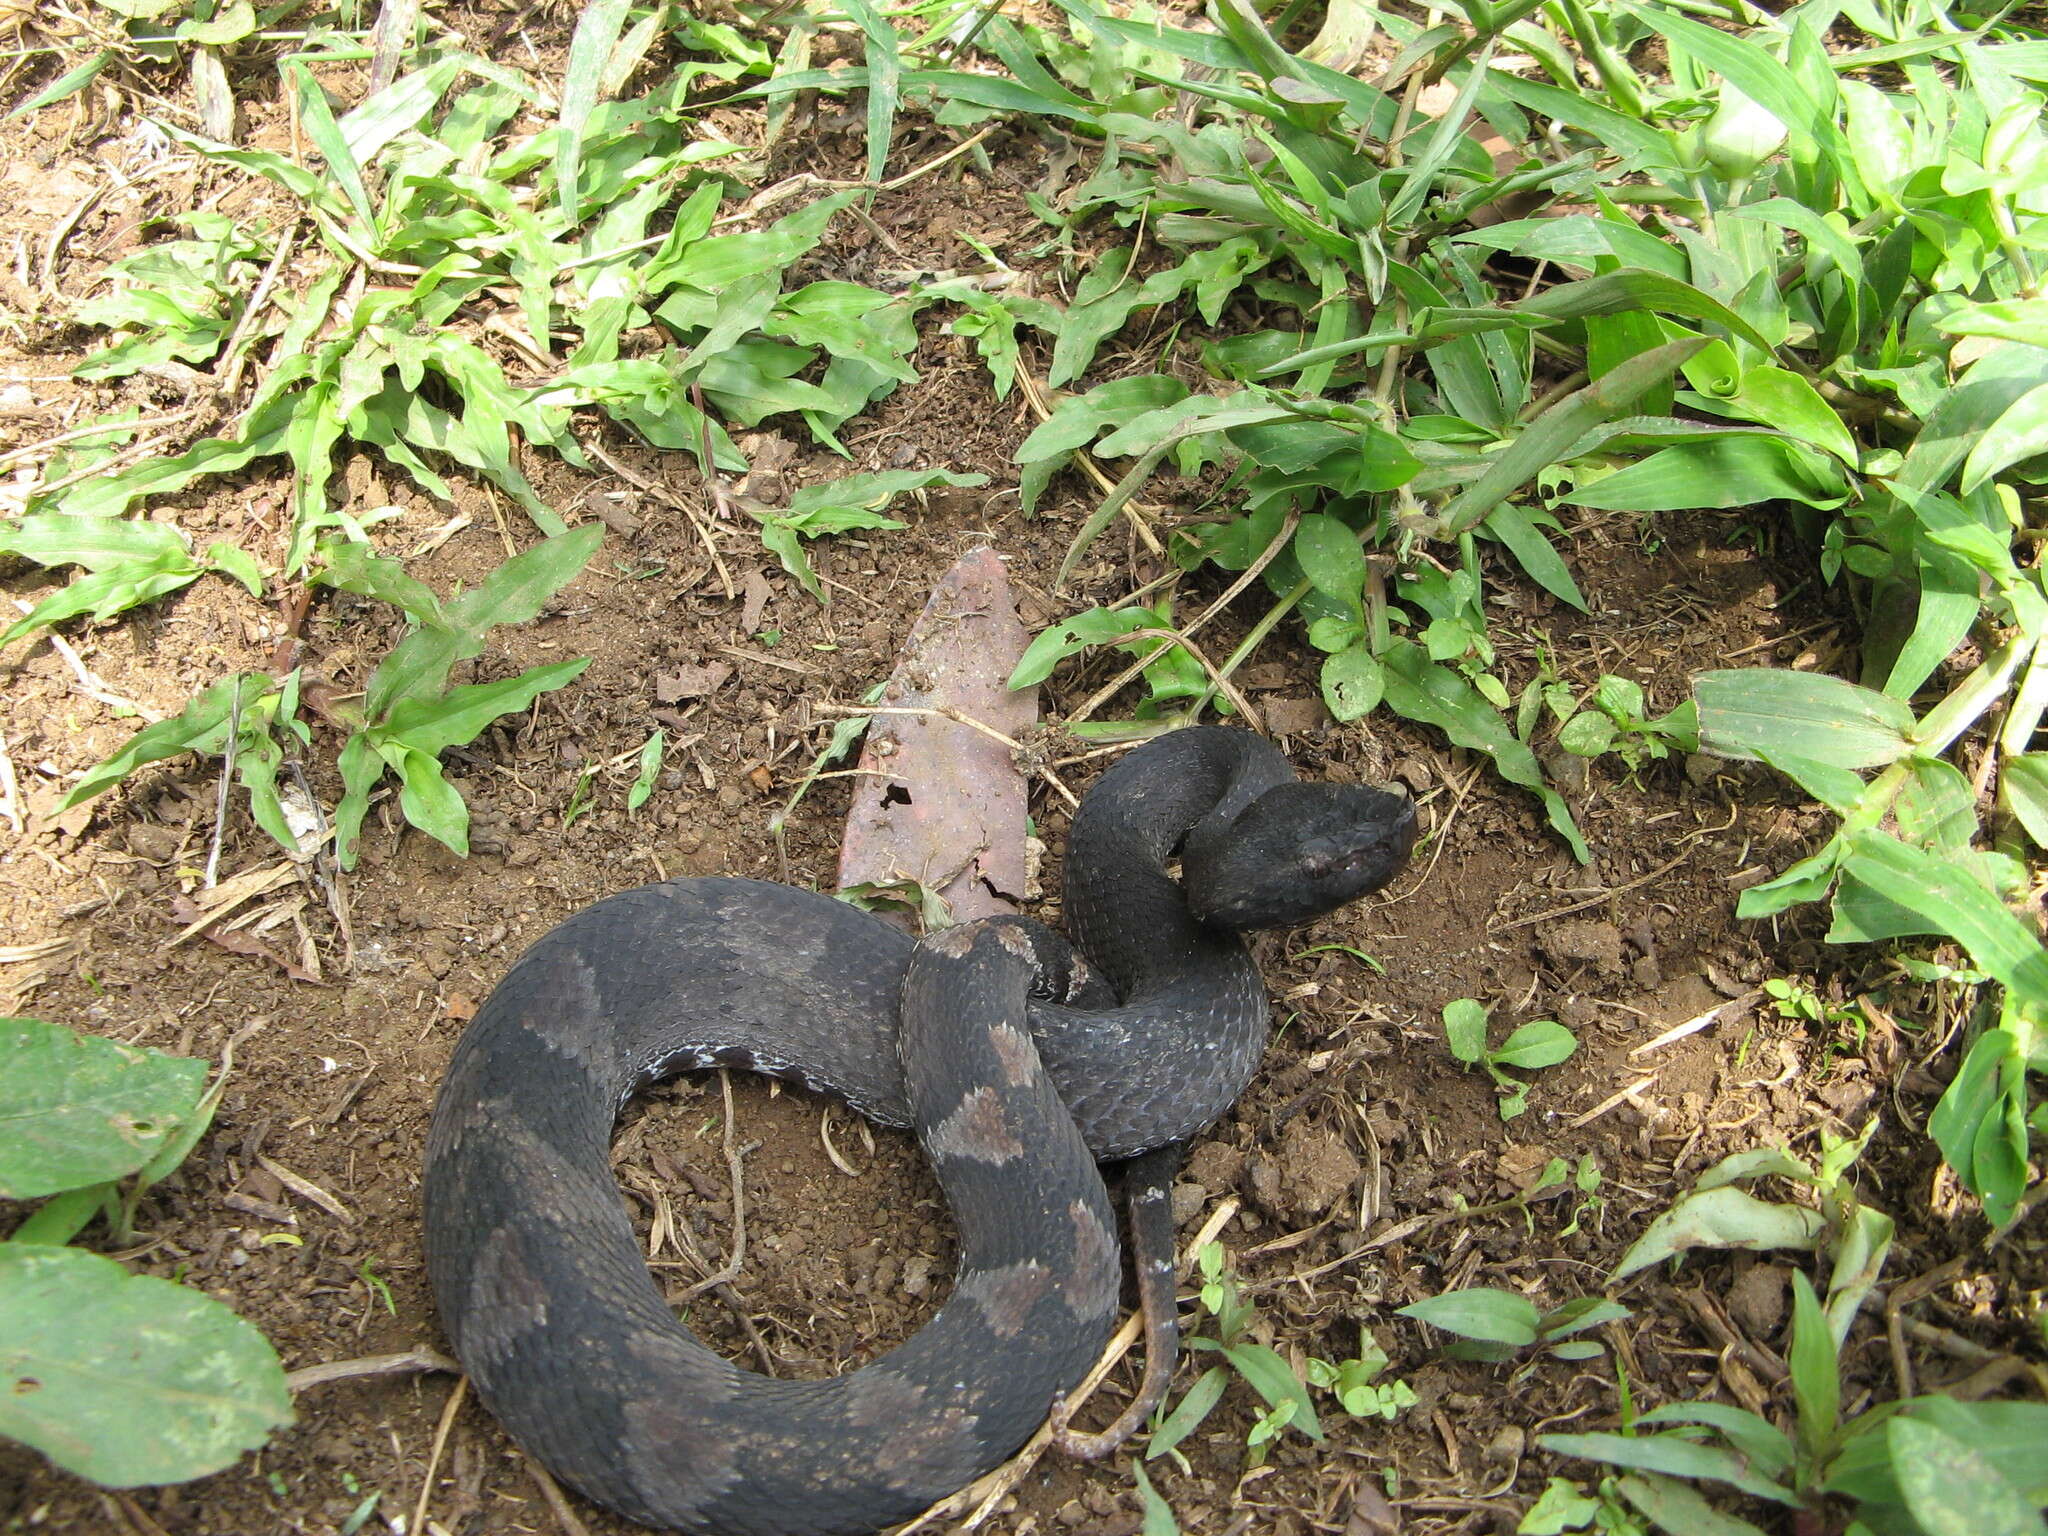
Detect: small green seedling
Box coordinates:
(627, 730, 666, 813)
(1527, 1155, 1607, 1239)
(1304, 1332, 1417, 1421)
(1149, 1243, 1319, 1469)
(1150, 1244, 1412, 1472)
(357, 1258, 397, 1318)
(1396, 1287, 1628, 1367)
(562, 765, 600, 829)
(1443, 998, 1578, 1120)
(1763, 976, 1872, 1059)
(1551, 676, 1699, 771)
(1516, 1475, 1649, 1536)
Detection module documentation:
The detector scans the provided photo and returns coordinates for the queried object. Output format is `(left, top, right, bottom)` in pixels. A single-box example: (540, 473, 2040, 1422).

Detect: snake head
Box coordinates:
(1181, 780, 1418, 931)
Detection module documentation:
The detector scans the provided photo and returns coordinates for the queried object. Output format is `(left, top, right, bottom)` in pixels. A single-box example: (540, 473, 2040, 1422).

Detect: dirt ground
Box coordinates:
(1, 14, 2042, 1536)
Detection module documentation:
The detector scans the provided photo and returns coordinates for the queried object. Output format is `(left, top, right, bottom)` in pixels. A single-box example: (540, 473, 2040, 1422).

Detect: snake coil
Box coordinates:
(423, 726, 1416, 1535)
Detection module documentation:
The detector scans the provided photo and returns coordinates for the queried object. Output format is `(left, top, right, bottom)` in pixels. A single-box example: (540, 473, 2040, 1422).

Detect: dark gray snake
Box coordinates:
(422, 726, 1417, 1535)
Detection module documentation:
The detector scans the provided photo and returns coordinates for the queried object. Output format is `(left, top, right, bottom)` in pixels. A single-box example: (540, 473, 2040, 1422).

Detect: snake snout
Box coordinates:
(1181, 779, 1419, 930)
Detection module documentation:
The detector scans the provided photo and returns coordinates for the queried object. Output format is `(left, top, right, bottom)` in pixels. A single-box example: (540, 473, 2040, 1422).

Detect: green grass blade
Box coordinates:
(555, 0, 633, 227)
(288, 65, 376, 238)
(839, 0, 903, 186)
(1436, 337, 1710, 538)
(1839, 830, 2048, 1009)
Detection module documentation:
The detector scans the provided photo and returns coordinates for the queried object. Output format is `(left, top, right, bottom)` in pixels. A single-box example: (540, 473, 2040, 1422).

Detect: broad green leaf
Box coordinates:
(1609, 1186, 1826, 1280)
(8, 1185, 113, 1248)
(1900, 340, 2048, 494)
(1435, 339, 1710, 538)
(1752, 748, 1868, 816)
(1443, 998, 1489, 1063)
(1962, 380, 2048, 494)
(0, 1019, 208, 1199)
(379, 524, 601, 705)
(0, 1243, 291, 1485)
(383, 659, 594, 757)
(1827, 1399, 2048, 1508)
(0, 514, 190, 572)
(784, 467, 988, 518)
(1293, 513, 1365, 609)
(313, 539, 446, 624)
(1694, 1147, 1816, 1190)
(1897, 757, 1977, 854)
(1016, 376, 1190, 467)
(1612, 1473, 1775, 1536)
(1382, 641, 1589, 861)
(1483, 75, 1681, 170)
(1514, 271, 1775, 354)
(1009, 608, 1146, 690)
(1541, 1297, 1629, 1340)
(556, 0, 632, 224)
(1936, 299, 2048, 349)
(1840, 830, 2048, 1007)
(1709, 364, 1858, 465)
(1887, 1417, 2048, 1536)
(1520, 1479, 1605, 1536)
(1220, 1342, 1324, 1441)
(1130, 1461, 1182, 1536)
(288, 64, 373, 235)
(1631, 8, 1837, 156)
(1696, 669, 1914, 770)
(1320, 641, 1383, 722)
(1454, 214, 1684, 279)
(1787, 1272, 1839, 1463)
(758, 520, 821, 601)
(1397, 1287, 1541, 1346)
(1540, 1431, 1799, 1506)
(7, 52, 110, 121)
(1482, 502, 1587, 612)
(1999, 754, 2048, 847)
(333, 732, 385, 871)
(0, 560, 204, 650)
(204, 543, 263, 598)
(1228, 418, 1356, 474)
(49, 401, 291, 521)
(913, 68, 1095, 123)
(839, 0, 901, 187)
(1565, 436, 1847, 512)
(1557, 712, 1616, 757)
(391, 743, 471, 856)
(1925, 1028, 2028, 1221)
(338, 54, 471, 165)
(1492, 1021, 1576, 1069)
(628, 729, 664, 812)
(63, 674, 271, 807)
(1633, 1403, 1794, 1477)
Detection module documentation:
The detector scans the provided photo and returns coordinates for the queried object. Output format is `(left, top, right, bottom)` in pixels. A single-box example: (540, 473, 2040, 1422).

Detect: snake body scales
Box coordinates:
(423, 726, 1417, 1535)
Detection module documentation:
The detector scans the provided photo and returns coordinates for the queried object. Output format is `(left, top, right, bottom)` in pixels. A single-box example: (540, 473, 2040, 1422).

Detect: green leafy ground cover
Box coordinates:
(0, 0, 2044, 1528)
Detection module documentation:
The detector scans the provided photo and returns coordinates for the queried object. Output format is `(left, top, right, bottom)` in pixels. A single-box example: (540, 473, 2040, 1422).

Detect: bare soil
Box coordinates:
(1, 18, 2040, 1536)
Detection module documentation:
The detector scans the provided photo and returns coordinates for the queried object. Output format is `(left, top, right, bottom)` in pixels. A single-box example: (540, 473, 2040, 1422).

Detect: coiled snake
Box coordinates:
(423, 726, 1416, 1535)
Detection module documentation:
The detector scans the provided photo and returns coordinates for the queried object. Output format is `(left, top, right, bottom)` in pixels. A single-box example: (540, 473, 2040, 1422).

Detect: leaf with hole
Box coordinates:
(1320, 642, 1383, 722)
(0, 1019, 209, 1200)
